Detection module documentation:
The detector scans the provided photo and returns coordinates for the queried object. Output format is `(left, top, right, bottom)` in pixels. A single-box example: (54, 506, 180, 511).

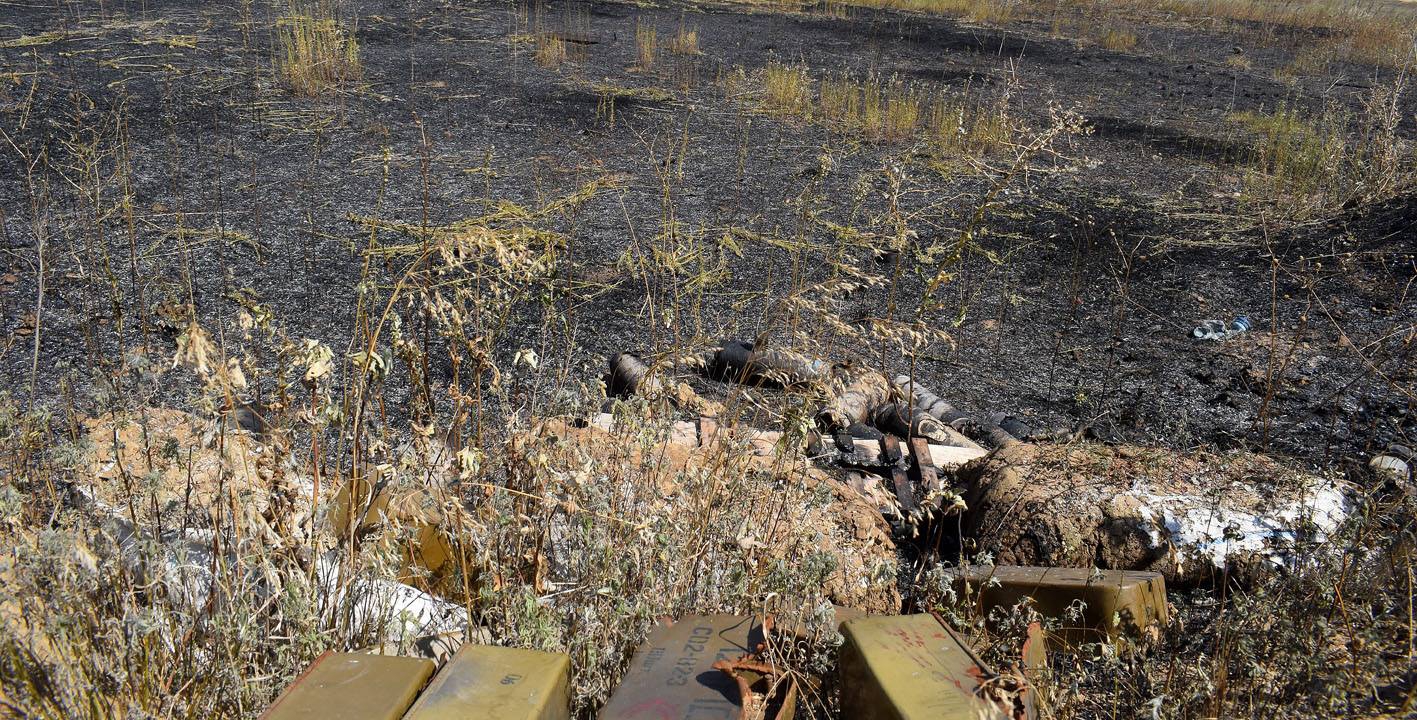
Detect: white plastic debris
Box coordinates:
(1192, 315, 1251, 341)
(316, 554, 468, 641)
(1136, 478, 1348, 575)
(74, 484, 466, 649)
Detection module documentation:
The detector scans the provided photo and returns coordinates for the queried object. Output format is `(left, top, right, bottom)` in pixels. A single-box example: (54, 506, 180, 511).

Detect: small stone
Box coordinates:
(1370, 455, 1410, 480)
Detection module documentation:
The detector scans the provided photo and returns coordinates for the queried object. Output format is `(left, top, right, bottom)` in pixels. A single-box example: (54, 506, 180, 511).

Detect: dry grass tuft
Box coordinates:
(754, 62, 1016, 159)
(819, 72, 928, 140)
(667, 22, 700, 56)
(762, 60, 814, 116)
(823, 0, 1013, 23)
(1223, 51, 1252, 70)
(534, 33, 567, 68)
(635, 19, 657, 70)
(926, 92, 1012, 157)
(1276, 41, 1336, 79)
(275, 2, 361, 96)
(1098, 25, 1138, 51)
(1232, 105, 1348, 203)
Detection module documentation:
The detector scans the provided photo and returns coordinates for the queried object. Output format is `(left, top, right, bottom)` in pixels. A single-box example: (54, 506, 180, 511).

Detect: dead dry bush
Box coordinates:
(507, 415, 899, 608)
(486, 411, 898, 710)
(1229, 75, 1417, 218)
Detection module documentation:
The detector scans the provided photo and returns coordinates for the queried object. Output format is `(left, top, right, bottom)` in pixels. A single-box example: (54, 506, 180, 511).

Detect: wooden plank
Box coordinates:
(878, 434, 903, 465)
(849, 438, 987, 469)
(889, 467, 914, 517)
(908, 437, 940, 496)
(882, 436, 915, 517)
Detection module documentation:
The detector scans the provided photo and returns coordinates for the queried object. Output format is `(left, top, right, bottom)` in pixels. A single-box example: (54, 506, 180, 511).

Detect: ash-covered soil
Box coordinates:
(0, 0, 1412, 468)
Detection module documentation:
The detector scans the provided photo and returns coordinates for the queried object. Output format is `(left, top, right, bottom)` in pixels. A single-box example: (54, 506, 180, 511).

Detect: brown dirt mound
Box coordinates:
(79, 407, 269, 518)
(959, 442, 1351, 586)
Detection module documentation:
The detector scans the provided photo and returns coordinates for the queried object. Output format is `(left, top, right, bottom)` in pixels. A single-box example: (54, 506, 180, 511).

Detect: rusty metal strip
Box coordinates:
(711, 654, 799, 720)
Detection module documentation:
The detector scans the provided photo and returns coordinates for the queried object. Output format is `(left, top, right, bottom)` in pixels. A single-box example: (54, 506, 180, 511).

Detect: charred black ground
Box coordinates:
(1, 0, 1413, 468)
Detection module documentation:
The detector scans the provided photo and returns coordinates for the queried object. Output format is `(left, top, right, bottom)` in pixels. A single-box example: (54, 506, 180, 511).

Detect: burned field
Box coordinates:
(0, 0, 1414, 718)
(1, 0, 1412, 457)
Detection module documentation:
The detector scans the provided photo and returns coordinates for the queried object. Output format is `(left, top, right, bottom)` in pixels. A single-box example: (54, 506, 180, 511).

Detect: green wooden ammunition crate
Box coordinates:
(949, 566, 1167, 643)
(403, 644, 571, 720)
(599, 614, 780, 720)
(260, 651, 434, 720)
(838, 614, 1009, 720)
